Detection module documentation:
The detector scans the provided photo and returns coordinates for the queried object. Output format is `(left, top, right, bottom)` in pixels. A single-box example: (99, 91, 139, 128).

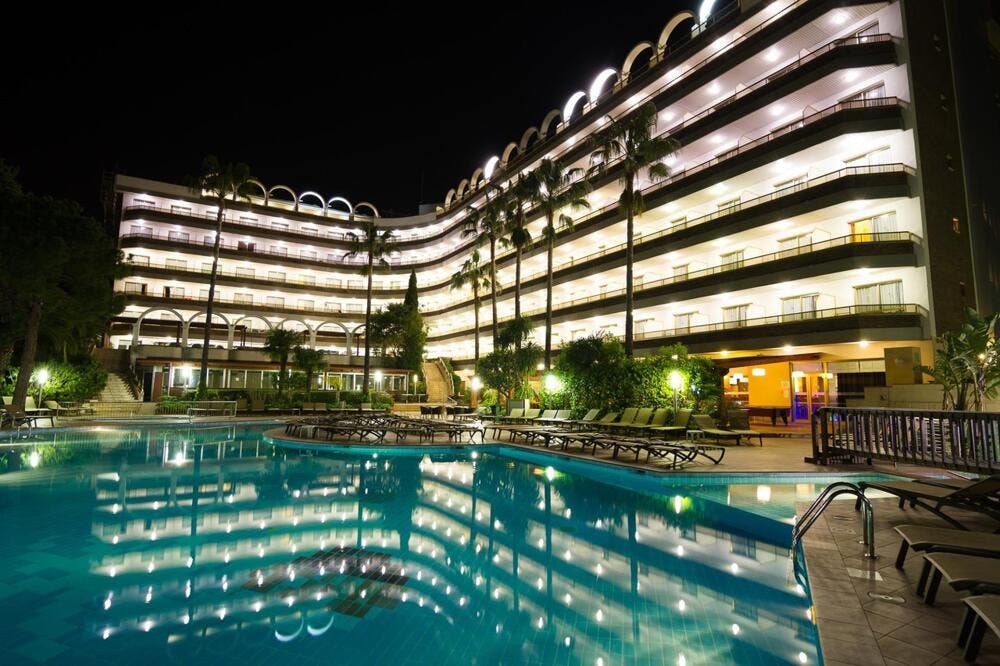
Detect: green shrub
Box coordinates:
(4, 359, 109, 402)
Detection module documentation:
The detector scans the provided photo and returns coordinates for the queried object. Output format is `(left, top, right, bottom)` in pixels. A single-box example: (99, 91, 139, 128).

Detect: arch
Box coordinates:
(351, 323, 367, 336)
(132, 307, 188, 348)
(135, 306, 186, 328)
(298, 191, 326, 211)
(539, 109, 562, 138)
(316, 320, 351, 335)
(278, 318, 313, 333)
(444, 188, 457, 208)
(354, 201, 380, 218)
(499, 143, 519, 168)
(483, 155, 500, 180)
(656, 11, 697, 54)
(588, 68, 618, 102)
(267, 185, 298, 210)
(518, 127, 541, 153)
(469, 167, 483, 192)
(456, 179, 470, 199)
(327, 196, 353, 216)
(562, 91, 588, 124)
(232, 314, 273, 330)
(247, 179, 268, 202)
(187, 310, 230, 326)
(621, 41, 655, 84)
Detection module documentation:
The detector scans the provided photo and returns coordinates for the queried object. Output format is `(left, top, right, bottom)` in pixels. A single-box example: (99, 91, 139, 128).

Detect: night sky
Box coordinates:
(2, 2, 695, 218)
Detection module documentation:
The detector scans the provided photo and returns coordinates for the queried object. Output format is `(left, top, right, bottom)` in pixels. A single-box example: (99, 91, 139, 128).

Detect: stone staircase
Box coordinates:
(98, 372, 140, 403)
(420, 359, 454, 404)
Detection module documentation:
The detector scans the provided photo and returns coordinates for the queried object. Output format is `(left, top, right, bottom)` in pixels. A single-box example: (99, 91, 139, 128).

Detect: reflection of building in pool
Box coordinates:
(87, 432, 815, 663)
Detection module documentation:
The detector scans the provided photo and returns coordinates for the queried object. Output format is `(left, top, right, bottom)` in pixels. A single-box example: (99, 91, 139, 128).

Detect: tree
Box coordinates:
(450, 249, 491, 367)
(0, 163, 123, 413)
(500, 179, 533, 324)
(188, 156, 255, 397)
(344, 221, 395, 398)
(368, 302, 426, 374)
(589, 103, 679, 356)
(478, 318, 542, 406)
(293, 346, 327, 399)
(263, 329, 303, 394)
(463, 193, 506, 347)
(403, 269, 419, 311)
(920, 308, 1000, 411)
(525, 158, 592, 369)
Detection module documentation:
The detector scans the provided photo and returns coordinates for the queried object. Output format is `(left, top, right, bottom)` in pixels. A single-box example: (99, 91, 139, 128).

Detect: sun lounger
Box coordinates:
(958, 596, 1000, 661)
(565, 409, 600, 429)
(535, 409, 572, 425)
(600, 408, 637, 431)
(647, 408, 692, 436)
(44, 400, 81, 416)
(690, 414, 743, 445)
(920, 553, 1000, 605)
(892, 524, 1000, 569)
(606, 407, 653, 434)
(857, 476, 1000, 530)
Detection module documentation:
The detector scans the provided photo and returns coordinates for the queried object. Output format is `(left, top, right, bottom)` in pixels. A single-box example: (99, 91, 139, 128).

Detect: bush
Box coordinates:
(2, 359, 109, 402)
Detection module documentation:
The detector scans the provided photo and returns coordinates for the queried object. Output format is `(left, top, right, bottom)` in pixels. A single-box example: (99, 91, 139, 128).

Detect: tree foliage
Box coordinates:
(369, 302, 426, 374)
(293, 346, 327, 398)
(919, 308, 1000, 410)
(478, 317, 542, 404)
(263, 329, 303, 394)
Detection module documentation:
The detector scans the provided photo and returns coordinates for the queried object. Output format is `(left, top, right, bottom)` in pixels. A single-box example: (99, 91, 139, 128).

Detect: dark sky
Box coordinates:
(2, 2, 695, 218)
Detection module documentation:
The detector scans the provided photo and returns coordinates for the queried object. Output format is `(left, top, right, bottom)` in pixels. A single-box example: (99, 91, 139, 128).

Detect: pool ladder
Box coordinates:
(791, 482, 877, 560)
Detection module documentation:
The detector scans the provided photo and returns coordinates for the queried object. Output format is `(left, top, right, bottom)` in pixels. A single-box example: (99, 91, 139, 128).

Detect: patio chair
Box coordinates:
(44, 400, 81, 416)
(634, 408, 670, 434)
(725, 409, 763, 446)
(599, 408, 637, 432)
(606, 407, 653, 434)
(920, 553, 1000, 605)
(892, 524, 1000, 569)
(251, 398, 265, 413)
(856, 476, 1000, 530)
(958, 596, 1000, 661)
(690, 414, 742, 445)
(566, 409, 600, 429)
(647, 408, 692, 436)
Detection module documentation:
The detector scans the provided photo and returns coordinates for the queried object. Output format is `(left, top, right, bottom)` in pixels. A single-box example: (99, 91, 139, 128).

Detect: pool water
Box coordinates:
(0, 424, 886, 665)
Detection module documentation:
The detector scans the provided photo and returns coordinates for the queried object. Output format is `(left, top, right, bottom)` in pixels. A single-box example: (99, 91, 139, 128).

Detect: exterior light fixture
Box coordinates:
(471, 376, 482, 391)
(543, 373, 563, 393)
(752, 368, 766, 377)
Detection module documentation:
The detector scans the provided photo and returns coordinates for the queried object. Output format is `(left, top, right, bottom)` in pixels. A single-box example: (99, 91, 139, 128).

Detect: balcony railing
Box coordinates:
(121, 290, 365, 317)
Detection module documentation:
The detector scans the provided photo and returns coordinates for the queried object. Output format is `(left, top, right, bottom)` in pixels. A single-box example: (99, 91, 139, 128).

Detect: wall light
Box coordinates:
(751, 368, 767, 377)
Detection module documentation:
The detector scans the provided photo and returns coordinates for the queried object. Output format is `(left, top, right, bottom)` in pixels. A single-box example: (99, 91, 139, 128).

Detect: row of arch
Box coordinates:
(240, 179, 380, 218)
(130, 307, 368, 352)
(442, 10, 697, 210)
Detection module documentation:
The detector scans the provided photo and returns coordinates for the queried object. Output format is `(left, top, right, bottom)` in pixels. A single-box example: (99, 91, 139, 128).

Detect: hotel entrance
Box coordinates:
(791, 362, 830, 422)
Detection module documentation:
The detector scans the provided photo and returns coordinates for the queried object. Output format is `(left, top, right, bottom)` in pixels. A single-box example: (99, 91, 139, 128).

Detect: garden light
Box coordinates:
(543, 373, 563, 392)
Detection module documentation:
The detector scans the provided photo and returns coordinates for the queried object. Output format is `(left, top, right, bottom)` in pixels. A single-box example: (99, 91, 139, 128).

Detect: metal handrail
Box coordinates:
(791, 482, 876, 559)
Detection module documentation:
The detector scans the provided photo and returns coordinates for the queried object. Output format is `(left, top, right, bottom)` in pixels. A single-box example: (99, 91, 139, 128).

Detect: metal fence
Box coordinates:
(77, 400, 238, 419)
(809, 406, 1000, 473)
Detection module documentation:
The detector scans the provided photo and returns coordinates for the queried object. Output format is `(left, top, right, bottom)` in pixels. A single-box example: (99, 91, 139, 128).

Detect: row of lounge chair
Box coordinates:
(486, 407, 763, 447)
(486, 408, 726, 468)
(850, 476, 1000, 660)
(284, 413, 485, 444)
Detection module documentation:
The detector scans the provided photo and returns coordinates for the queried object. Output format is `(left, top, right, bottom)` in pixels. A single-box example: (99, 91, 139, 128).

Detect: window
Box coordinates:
(170, 205, 191, 215)
(669, 216, 688, 230)
(239, 215, 258, 225)
(266, 296, 285, 308)
(781, 294, 818, 321)
(268, 271, 287, 282)
(348, 280, 362, 290)
(134, 198, 155, 209)
(297, 299, 315, 311)
(722, 305, 748, 328)
(674, 313, 692, 333)
(845, 146, 890, 168)
(672, 264, 689, 281)
(717, 197, 741, 214)
(199, 288, 210, 300)
(301, 275, 316, 286)
(324, 302, 340, 313)
(237, 240, 256, 252)
(165, 258, 187, 270)
(389, 281, 400, 290)
(201, 262, 213, 273)
(163, 286, 184, 298)
(326, 278, 342, 288)
(777, 234, 813, 254)
(124, 281, 147, 294)
(345, 303, 363, 313)
(773, 117, 804, 135)
(234, 293, 254, 305)
(270, 246, 288, 257)
(854, 280, 903, 311)
(167, 230, 190, 242)
(128, 254, 150, 266)
(853, 21, 879, 41)
(271, 221, 289, 232)
(235, 267, 255, 279)
(720, 250, 745, 269)
(571, 329, 586, 341)
(850, 212, 897, 240)
(636, 318, 655, 336)
(774, 175, 807, 192)
(843, 83, 886, 103)
(130, 225, 153, 237)
(301, 227, 318, 236)
(300, 249, 318, 260)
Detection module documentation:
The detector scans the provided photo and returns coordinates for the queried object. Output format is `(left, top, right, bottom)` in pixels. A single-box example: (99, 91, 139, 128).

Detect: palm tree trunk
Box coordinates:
(198, 204, 225, 395)
(544, 215, 555, 370)
(362, 256, 374, 401)
(279, 355, 288, 393)
(11, 301, 42, 412)
(514, 246, 522, 319)
(624, 180, 635, 357)
(473, 282, 480, 367)
(490, 236, 499, 348)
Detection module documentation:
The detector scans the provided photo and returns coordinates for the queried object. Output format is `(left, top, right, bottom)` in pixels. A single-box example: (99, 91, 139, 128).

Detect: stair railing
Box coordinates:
(791, 481, 876, 559)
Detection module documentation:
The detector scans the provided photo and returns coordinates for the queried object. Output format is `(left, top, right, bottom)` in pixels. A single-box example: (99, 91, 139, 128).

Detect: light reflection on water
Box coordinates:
(0, 425, 829, 665)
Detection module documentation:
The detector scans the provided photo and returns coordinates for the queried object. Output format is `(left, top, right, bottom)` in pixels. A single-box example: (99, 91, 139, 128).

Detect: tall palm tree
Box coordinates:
(263, 328, 303, 394)
(500, 178, 532, 322)
(462, 192, 506, 347)
(293, 345, 328, 400)
(344, 221, 395, 399)
(589, 103, 679, 356)
(525, 158, 592, 369)
(188, 156, 255, 396)
(449, 249, 491, 367)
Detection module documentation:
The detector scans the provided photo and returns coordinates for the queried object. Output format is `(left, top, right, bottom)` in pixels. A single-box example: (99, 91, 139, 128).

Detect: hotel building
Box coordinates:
(107, 0, 999, 420)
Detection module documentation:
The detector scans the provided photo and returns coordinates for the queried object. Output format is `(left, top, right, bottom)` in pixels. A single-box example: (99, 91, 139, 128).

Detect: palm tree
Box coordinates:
(500, 179, 533, 322)
(263, 328, 303, 394)
(188, 156, 255, 396)
(293, 346, 327, 400)
(525, 159, 592, 369)
(589, 103, 679, 356)
(463, 192, 506, 347)
(344, 221, 395, 399)
(449, 249, 492, 367)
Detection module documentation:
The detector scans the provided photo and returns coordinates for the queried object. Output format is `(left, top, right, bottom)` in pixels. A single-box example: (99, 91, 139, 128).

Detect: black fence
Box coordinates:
(809, 406, 1000, 473)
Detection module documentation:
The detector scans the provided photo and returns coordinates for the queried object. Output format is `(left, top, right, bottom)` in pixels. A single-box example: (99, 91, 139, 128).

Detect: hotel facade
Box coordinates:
(107, 0, 999, 420)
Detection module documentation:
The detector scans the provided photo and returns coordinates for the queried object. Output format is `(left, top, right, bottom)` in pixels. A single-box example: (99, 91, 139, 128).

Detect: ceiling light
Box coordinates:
(764, 47, 781, 62)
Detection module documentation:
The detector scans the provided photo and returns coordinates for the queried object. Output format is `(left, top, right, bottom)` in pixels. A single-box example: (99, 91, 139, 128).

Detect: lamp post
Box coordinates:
(669, 370, 683, 414)
(374, 370, 383, 392)
(36, 367, 49, 409)
(471, 376, 482, 410)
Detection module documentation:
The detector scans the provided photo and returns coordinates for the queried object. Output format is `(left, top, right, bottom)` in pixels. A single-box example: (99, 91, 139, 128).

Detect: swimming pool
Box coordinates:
(0, 423, 888, 664)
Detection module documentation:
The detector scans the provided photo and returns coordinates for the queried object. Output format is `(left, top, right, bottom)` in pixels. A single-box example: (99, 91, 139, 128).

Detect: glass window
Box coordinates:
(777, 234, 813, 254)
(235, 267, 255, 279)
(717, 198, 741, 214)
(854, 280, 903, 311)
(270, 246, 288, 257)
(325, 278, 342, 288)
(674, 313, 691, 333)
(271, 222, 289, 231)
(124, 282, 147, 294)
(166, 258, 187, 270)
(168, 230, 190, 242)
(268, 271, 287, 282)
(130, 225, 153, 237)
(237, 240, 256, 251)
(163, 286, 184, 298)
(722, 305, 748, 328)
(301, 275, 316, 286)
(266, 296, 285, 308)
(325, 302, 340, 313)
(300, 250, 318, 260)
(234, 293, 254, 305)
(170, 205, 191, 215)
(229, 370, 246, 388)
(672, 264, 689, 281)
(298, 299, 315, 311)
(128, 254, 150, 266)
(720, 250, 745, 269)
(781, 294, 818, 321)
(208, 369, 225, 388)
(246, 371, 262, 389)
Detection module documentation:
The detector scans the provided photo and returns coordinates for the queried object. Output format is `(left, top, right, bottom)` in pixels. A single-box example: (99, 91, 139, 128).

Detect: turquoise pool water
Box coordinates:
(0, 424, 889, 664)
